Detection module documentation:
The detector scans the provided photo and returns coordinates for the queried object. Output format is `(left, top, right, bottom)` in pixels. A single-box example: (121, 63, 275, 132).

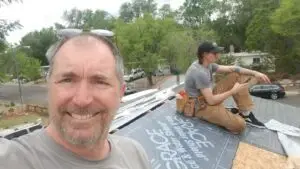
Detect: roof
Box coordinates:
(112, 84, 300, 168)
(225, 96, 300, 155)
(225, 52, 269, 57)
(0, 122, 42, 136)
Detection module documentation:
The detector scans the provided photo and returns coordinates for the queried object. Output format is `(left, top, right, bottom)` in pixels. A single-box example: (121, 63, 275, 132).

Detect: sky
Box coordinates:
(1, 0, 184, 44)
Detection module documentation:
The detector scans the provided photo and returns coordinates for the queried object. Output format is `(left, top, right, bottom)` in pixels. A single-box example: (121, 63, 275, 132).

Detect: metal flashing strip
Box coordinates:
(121, 89, 158, 103)
(110, 88, 176, 133)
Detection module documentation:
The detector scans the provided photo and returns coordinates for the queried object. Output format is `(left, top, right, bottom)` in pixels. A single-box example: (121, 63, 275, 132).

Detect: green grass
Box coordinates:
(0, 114, 47, 129)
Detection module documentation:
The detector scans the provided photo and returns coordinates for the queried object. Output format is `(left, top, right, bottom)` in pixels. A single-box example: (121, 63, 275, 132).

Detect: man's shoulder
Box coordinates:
(187, 65, 207, 78)
(109, 135, 147, 157)
(0, 131, 42, 168)
(0, 137, 16, 156)
(109, 134, 143, 150)
(110, 135, 151, 168)
(0, 130, 42, 160)
(188, 62, 206, 73)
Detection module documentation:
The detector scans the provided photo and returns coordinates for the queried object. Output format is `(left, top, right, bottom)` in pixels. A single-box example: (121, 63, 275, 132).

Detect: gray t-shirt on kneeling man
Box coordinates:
(0, 130, 151, 169)
(184, 61, 219, 97)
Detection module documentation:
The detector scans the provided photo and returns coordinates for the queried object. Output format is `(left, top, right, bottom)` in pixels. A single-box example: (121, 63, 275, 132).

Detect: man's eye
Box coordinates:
(95, 80, 108, 85)
(61, 78, 72, 83)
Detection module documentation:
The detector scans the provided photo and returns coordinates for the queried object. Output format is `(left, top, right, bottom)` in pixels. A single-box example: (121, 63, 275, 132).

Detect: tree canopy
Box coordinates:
(2, 0, 300, 85)
(0, 0, 22, 52)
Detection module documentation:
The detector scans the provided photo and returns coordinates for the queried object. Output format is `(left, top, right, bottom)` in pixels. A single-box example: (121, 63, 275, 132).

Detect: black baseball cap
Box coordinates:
(197, 42, 222, 56)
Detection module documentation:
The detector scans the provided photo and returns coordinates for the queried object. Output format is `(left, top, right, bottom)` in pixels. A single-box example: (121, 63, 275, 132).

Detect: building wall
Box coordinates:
(236, 55, 262, 66)
(227, 52, 275, 72)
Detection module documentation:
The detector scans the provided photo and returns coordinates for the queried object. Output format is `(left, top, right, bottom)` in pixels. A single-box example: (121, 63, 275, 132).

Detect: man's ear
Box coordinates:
(203, 52, 209, 57)
(120, 83, 126, 97)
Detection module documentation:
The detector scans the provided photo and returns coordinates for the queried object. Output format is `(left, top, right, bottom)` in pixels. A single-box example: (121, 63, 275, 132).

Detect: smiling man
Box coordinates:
(0, 33, 151, 169)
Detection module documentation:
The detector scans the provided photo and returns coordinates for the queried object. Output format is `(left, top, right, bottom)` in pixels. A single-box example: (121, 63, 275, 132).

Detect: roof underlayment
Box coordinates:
(113, 84, 300, 169)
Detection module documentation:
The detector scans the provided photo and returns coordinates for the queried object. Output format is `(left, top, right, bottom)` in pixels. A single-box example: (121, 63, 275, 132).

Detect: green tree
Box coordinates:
(16, 51, 41, 80)
(115, 14, 177, 86)
(0, 51, 14, 81)
(119, 2, 135, 23)
(245, 0, 279, 51)
(61, 8, 116, 30)
(270, 0, 300, 73)
(271, 0, 300, 38)
(208, 0, 258, 52)
(158, 4, 176, 19)
(179, 0, 255, 51)
(131, 0, 157, 17)
(0, 48, 41, 81)
(119, 0, 157, 22)
(160, 30, 197, 72)
(54, 23, 66, 30)
(20, 27, 58, 65)
(0, 0, 22, 52)
(0, 0, 20, 7)
(180, 0, 217, 27)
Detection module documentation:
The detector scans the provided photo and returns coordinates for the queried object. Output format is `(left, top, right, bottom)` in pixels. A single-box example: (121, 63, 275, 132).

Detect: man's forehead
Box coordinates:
(60, 36, 111, 52)
(51, 36, 116, 73)
(54, 36, 114, 61)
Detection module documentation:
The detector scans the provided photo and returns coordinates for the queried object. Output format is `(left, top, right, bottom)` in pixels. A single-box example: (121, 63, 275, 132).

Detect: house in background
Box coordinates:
(40, 65, 50, 78)
(224, 51, 276, 73)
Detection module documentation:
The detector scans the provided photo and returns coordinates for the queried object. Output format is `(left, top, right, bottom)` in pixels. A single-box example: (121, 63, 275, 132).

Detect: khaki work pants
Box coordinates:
(195, 73, 258, 134)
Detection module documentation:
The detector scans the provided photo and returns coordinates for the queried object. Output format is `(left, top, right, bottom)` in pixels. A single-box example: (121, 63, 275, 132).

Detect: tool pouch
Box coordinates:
(183, 99, 195, 117)
(176, 97, 186, 114)
(176, 90, 207, 117)
(196, 96, 207, 111)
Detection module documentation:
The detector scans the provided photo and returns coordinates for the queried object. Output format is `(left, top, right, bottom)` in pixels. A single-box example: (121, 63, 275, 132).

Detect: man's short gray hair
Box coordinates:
(45, 33, 124, 84)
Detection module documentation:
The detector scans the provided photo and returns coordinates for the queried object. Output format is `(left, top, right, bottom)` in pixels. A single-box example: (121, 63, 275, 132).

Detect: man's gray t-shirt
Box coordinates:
(184, 61, 219, 97)
(0, 130, 151, 169)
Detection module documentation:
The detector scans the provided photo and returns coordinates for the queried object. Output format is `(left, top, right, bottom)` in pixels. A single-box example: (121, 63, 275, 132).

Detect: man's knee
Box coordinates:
(228, 118, 246, 134)
(227, 72, 240, 79)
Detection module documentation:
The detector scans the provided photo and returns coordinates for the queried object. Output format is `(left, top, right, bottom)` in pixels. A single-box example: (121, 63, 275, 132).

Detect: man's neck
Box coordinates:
(199, 60, 210, 68)
(46, 125, 110, 161)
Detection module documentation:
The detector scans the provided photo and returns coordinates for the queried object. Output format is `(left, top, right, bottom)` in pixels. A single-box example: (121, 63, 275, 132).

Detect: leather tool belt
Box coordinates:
(176, 90, 207, 117)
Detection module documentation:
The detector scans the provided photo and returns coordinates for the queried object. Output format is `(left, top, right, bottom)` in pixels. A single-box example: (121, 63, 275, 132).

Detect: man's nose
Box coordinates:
(72, 81, 93, 107)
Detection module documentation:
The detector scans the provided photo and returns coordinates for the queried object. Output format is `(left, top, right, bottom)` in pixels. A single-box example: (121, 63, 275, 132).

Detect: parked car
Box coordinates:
(124, 83, 137, 95)
(153, 65, 171, 76)
(124, 68, 145, 82)
(249, 83, 286, 100)
(0, 122, 44, 140)
(12, 77, 28, 84)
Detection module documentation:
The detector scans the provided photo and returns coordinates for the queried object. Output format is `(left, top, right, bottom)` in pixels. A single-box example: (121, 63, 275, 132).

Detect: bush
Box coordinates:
(291, 73, 300, 81)
(266, 72, 297, 82)
(10, 102, 15, 107)
(216, 54, 236, 65)
(282, 73, 291, 79)
(0, 72, 9, 83)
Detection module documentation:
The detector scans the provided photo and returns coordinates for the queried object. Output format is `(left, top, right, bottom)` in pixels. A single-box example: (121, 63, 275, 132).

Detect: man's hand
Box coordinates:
(231, 82, 249, 95)
(254, 72, 271, 84)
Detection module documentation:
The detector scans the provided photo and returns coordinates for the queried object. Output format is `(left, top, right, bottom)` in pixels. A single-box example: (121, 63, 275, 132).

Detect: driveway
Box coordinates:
(275, 94, 300, 108)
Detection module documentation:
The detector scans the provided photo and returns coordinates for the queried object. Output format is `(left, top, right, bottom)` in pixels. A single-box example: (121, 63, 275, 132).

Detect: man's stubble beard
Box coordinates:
(49, 108, 116, 148)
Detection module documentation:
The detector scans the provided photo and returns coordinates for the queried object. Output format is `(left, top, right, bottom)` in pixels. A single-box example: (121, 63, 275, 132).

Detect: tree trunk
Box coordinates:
(147, 74, 154, 87)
